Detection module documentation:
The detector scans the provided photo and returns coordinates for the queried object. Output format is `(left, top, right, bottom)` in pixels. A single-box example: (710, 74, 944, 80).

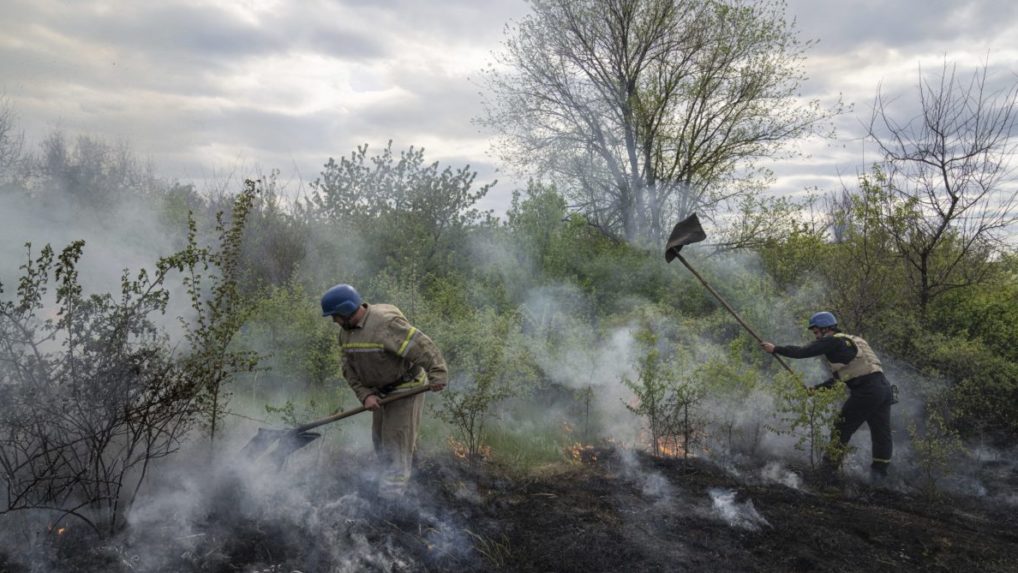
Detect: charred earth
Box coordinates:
(2, 447, 1017, 572)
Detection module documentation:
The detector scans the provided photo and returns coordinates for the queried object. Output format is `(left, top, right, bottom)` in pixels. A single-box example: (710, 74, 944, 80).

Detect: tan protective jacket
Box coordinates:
(826, 333, 883, 382)
(338, 303, 448, 404)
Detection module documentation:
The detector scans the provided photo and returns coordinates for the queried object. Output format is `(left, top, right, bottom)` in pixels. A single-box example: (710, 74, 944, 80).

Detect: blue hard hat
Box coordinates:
(808, 311, 837, 329)
(321, 284, 362, 317)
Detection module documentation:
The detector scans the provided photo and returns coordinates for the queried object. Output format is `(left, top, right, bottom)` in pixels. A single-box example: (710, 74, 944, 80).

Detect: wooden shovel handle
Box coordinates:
(294, 383, 435, 433)
(673, 252, 798, 378)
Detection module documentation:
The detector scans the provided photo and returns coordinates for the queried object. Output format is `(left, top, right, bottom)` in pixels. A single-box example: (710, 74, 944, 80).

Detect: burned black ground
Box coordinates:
(410, 451, 1018, 572)
(2, 449, 1017, 572)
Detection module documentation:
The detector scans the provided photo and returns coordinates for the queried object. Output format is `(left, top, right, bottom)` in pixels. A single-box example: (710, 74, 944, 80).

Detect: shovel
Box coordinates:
(241, 383, 436, 464)
(664, 213, 798, 378)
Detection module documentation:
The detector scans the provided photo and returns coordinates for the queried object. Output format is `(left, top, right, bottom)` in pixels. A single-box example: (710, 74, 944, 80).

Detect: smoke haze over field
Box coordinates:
(0, 193, 176, 294)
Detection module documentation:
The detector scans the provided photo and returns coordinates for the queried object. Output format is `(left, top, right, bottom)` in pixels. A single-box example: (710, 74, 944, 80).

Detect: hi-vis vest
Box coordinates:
(826, 333, 882, 382)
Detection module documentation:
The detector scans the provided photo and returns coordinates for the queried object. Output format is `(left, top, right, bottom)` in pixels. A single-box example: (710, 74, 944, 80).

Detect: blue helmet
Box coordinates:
(808, 311, 837, 329)
(321, 284, 362, 317)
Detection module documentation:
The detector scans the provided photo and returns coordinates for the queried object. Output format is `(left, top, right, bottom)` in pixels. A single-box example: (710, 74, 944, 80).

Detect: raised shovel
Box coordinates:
(664, 213, 798, 378)
(241, 383, 437, 465)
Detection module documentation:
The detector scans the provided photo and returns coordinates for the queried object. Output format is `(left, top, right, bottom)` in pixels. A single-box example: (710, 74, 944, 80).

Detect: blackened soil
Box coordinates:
(407, 450, 1018, 572)
(4, 449, 1017, 572)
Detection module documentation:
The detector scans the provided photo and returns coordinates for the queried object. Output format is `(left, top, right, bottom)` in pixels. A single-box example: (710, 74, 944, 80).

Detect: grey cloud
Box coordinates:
(0, 1, 394, 101)
(306, 24, 389, 60)
(335, 0, 531, 44)
(191, 107, 342, 155)
(788, 0, 1018, 55)
(39, 3, 283, 63)
(346, 61, 490, 141)
(353, 91, 481, 141)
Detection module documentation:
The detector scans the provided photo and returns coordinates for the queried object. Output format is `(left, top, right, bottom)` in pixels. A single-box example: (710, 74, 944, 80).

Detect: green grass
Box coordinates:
(484, 425, 569, 474)
(416, 401, 599, 475)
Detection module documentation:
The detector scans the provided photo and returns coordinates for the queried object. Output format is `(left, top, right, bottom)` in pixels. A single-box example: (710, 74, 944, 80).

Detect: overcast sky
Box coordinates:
(2, 0, 1017, 213)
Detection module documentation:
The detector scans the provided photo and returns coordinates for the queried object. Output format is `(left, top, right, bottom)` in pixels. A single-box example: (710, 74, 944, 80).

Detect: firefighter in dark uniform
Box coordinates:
(761, 312, 894, 481)
(321, 283, 448, 500)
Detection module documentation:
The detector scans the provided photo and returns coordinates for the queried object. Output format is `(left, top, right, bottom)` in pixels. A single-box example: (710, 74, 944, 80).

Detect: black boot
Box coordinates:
(870, 462, 890, 486)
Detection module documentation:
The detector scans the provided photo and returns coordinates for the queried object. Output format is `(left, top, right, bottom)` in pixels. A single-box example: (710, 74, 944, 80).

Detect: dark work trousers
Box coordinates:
(826, 372, 894, 475)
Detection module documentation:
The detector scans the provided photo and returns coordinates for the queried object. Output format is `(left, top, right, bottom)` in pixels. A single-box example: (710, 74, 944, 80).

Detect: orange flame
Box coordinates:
(637, 430, 694, 458)
(655, 435, 687, 458)
(565, 442, 598, 465)
(447, 436, 491, 460)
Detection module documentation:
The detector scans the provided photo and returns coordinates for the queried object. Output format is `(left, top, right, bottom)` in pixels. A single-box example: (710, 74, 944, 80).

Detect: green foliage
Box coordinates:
(242, 280, 341, 391)
(238, 173, 309, 291)
(506, 182, 569, 271)
(0, 217, 261, 533)
(925, 334, 1018, 439)
(0, 241, 182, 534)
(304, 142, 493, 277)
(622, 323, 670, 455)
(908, 407, 964, 500)
(263, 383, 346, 430)
(770, 375, 846, 471)
(172, 180, 261, 442)
(465, 529, 514, 570)
(757, 222, 827, 290)
(816, 172, 906, 334)
(622, 319, 703, 457)
(696, 343, 764, 459)
(432, 307, 538, 458)
(484, 424, 572, 475)
(927, 255, 1018, 363)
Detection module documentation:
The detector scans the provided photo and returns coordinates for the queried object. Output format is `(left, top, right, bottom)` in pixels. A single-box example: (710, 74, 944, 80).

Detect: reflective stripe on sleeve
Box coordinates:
(397, 327, 418, 357)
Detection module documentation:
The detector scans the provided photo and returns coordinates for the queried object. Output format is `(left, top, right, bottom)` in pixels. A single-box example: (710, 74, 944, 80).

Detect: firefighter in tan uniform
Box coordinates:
(321, 284, 448, 499)
(761, 312, 895, 482)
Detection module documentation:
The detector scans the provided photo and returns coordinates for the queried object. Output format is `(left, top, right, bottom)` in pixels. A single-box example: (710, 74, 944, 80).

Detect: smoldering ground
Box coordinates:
(0, 428, 486, 573)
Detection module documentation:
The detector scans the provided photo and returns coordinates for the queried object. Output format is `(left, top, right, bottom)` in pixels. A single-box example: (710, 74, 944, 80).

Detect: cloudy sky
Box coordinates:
(2, 0, 1016, 213)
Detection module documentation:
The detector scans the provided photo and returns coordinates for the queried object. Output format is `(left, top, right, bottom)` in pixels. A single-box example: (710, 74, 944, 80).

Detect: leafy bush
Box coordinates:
(432, 307, 537, 459)
(0, 185, 259, 535)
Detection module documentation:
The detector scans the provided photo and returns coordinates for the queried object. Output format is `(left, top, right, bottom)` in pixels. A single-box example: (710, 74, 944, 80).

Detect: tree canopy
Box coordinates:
(481, 0, 837, 244)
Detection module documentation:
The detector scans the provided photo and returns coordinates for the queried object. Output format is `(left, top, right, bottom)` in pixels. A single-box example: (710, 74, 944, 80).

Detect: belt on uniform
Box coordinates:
(379, 366, 425, 394)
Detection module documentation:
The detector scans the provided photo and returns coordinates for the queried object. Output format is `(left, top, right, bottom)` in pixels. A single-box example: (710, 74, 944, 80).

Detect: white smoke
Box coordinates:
(708, 488, 771, 531)
(759, 462, 803, 489)
(616, 448, 675, 508)
(108, 438, 475, 572)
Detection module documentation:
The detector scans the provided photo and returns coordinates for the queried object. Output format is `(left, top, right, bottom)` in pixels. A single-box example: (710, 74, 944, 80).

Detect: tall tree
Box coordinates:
(868, 61, 1018, 316)
(36, 131, 159, 213)
(0, 95, 24, 189)
(304, 142, 493, 275)
(481, 0, 835, 244)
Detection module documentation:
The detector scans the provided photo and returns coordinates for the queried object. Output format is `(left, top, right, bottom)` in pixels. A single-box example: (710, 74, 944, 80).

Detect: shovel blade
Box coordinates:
(267, 431, 322, 467)
(240, 428, 321, 465)
(665, 213, 707, 262)
(240, 427, 288, 459)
